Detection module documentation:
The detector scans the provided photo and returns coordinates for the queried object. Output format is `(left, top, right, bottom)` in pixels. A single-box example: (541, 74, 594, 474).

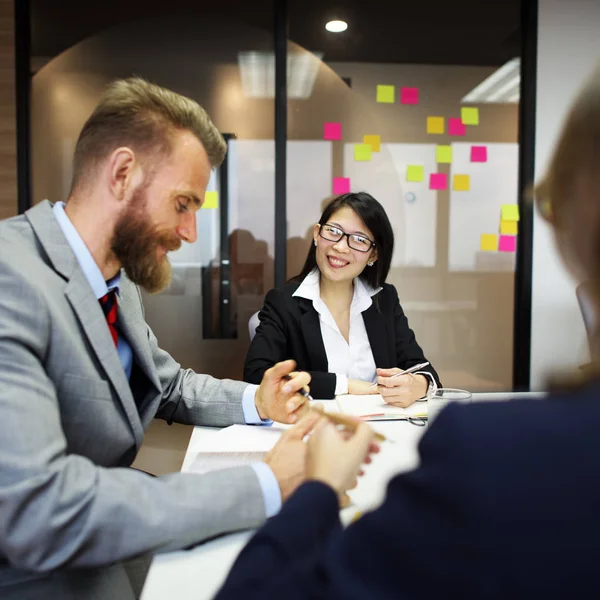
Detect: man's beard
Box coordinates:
(111, 188, 181, 293)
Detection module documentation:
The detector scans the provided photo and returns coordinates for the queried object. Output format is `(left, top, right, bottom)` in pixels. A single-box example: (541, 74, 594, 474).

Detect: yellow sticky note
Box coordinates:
(480, 234, 498, 252)
(354, 144, 372, 161)
(453, 174, 470, 191)
(501, 204, 520, 222)
(363, 134, 381, 152)
(406, 165, 424, 182)
(461, 107, 479, 126)
(427, 116, 445, 134)
(376, 85, 394, 103)
(203, 191, 219, 209)
(436, 145, 453, 164)
(500, 220, 518, 235)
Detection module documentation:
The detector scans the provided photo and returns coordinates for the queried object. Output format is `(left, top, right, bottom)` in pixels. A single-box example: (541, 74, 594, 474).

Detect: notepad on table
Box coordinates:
(335, 394, 427, 420)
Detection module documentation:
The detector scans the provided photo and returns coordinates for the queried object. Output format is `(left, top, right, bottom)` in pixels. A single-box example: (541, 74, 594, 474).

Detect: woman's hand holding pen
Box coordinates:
(255, 360, 311, 424)
(376, 368, 429, 408)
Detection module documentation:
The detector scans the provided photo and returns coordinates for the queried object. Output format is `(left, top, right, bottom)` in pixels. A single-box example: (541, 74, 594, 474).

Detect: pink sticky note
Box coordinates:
(498, 235, 517, 252)
(400, 87, 419, 104)
(333, 177, 350, 195)
(324, 122, 342, 140)
(429, 173, 448, 190)
(448, 118, 466, 136)
(471, 146, 488, 162)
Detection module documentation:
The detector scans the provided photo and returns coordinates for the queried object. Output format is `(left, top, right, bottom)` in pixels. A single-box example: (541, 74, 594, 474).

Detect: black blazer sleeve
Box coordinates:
(243, 289, 337, 399)
(389, 285, 442, 388)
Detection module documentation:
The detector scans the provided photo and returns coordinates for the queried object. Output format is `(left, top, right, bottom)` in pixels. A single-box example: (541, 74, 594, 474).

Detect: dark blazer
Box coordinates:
(244, 281, 441, 399)
(216, 383, 600, 599)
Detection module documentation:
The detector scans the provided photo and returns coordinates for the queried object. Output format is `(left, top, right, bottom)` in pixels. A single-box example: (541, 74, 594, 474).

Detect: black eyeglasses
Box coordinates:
(318, 224, 375, 253)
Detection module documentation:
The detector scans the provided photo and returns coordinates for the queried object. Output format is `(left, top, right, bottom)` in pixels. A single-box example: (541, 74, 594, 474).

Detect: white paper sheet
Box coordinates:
(188, 451, 267, 475)
(193, 424, 287, 454)
(335, 394, 427, 419)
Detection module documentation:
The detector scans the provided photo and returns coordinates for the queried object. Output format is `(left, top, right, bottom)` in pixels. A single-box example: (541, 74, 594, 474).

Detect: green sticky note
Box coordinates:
(354, 144, 372, 161)
(376, 85, 395, 103)
(436, 145, 453, 164)
(406, 165, 424, 182)
(501, 204, 520, 222)
(203, 191, 219, 209)
(461, 107, 479, 126)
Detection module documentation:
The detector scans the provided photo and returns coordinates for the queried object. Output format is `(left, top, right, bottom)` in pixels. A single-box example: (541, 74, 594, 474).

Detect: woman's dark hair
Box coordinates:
(290, 192, 394, 289)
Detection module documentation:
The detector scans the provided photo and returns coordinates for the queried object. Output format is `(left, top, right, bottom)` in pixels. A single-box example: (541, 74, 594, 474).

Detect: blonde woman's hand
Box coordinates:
(376, 369, 429, 408)
(348, 379, 379, 396)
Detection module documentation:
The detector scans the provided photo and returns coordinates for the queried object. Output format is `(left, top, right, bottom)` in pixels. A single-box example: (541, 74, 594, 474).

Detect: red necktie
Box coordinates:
(99, 290, 119, 347)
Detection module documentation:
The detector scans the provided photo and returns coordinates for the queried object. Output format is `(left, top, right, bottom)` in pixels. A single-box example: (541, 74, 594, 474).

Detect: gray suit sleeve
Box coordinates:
(132, 284, 252, 427)
(0, 267, 266, 571)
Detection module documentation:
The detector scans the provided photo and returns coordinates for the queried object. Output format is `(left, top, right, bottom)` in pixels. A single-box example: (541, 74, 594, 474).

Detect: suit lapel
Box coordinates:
(297, 298, 329, 371)
(27, 201, 145, 447)
(362, 302, 391, 369)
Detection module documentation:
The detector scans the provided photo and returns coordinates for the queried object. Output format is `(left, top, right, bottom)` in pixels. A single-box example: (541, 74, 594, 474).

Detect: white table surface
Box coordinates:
(141, 390, 545, 600)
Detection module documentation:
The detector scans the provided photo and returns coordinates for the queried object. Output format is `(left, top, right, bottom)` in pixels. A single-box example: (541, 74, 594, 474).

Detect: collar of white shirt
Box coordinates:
(293, 267, 382, 318)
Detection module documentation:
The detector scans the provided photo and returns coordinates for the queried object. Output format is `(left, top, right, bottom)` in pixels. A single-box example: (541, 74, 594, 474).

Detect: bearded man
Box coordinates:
(0, 77, 316, 600)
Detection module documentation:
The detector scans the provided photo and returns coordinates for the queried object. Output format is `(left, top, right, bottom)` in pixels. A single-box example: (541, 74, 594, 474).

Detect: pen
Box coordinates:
(311, 405, 390, 443)
(368, 361, 430, 389)
(283, 374, 314, 402)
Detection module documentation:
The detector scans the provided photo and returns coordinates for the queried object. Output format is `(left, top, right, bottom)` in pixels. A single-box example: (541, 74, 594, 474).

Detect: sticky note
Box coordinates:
(203, 191, 219, 209)
(471, 146, 488, 162)
(427, 117, 445, 134)
(323, 122, 342, 140)
(501, 204, 520, 222)
(333, 177, 350, 194)
(363, 134, 381, 152)
(480, 234, 498, 252)
(448, 118, 466, 136)
(354, 144, 372, 161)
(430, 173, 448, 190)
(453, 174, 470, 191)
(436, 145, 453, 164)
(499, 235, 517, 252)
(400, 87, 419, 104)
(377, 85, 395, 103)
(500, 220, 518, 235)
(406, 165, 424, 182)
(461, 107, 480, 126)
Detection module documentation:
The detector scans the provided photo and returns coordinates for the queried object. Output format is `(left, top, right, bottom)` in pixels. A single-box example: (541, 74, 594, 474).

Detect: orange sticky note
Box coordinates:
(480, 234, 498, 252)
(453, 174, 470, 191)
(427, 116, 445, 134)
(363, 134, 381, 152)
(500, 220, 518, 235)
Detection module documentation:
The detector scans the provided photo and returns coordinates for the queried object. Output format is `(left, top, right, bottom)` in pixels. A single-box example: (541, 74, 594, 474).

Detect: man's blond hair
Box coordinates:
(70, 77, 226, 192)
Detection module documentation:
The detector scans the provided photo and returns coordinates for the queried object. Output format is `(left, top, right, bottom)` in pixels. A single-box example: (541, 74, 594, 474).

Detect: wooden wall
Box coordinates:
(0, 0, 16, 221)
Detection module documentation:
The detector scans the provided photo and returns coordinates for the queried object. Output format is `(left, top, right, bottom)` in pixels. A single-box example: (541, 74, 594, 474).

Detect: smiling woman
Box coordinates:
(244, 192, 441, 402)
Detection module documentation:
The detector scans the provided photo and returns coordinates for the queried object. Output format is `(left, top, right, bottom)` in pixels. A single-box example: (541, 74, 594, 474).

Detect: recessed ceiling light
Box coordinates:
(325, 20, 348, 33)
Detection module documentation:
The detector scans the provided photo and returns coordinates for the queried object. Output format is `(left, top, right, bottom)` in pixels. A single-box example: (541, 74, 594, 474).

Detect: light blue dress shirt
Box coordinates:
(52, 202, 281, 517)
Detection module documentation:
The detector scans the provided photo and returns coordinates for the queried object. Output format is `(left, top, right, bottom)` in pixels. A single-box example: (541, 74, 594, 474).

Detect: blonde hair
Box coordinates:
(70, 77, 226, 192)
(535, 63, 600, 387)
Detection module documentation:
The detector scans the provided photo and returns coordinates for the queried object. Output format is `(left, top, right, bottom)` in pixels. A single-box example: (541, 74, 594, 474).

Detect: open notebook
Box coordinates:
(335, 394, 428, 421)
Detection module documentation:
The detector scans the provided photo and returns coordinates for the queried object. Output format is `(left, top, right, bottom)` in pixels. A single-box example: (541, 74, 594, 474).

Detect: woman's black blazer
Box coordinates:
(244, 282, 441, 399)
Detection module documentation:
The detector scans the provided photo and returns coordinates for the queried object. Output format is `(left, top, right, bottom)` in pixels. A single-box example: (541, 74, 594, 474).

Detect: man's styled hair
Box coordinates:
(70, 77, 226, 192)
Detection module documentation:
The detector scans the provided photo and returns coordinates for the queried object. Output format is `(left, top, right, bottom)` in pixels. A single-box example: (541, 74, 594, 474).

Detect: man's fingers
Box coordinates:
(266, 359, 297, 383)
(377, 374, 411, 388)
(352, 422, 376, 456)
(285, 410, 322, 440)
(282, 371, 311, 395)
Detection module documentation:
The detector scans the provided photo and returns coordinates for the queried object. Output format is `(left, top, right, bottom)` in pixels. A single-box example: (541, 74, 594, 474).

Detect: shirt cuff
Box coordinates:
(241, 384, 273, 425)
(251, 462, 282, 518)
(334, 374, 348, 395)
(415, 371, 438, 399)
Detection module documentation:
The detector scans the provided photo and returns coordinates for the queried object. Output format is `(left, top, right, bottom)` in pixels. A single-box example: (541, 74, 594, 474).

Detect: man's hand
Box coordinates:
(376, 369, 429, 408)
(307, 417, 379, 496)
(255, 360, 311, 424)
(263, 411, 321, 502)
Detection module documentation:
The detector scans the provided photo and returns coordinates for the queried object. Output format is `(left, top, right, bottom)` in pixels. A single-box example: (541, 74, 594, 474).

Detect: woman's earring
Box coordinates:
(368, 261, 374, 267)
(314, 240, 317, 247)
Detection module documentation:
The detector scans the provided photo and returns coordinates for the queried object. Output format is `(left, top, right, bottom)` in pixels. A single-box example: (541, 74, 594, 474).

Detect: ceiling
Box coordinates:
(30, 0, 521, 67)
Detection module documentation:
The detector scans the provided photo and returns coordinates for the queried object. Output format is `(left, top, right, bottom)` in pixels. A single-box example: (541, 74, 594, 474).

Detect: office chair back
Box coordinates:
(249, 311, 261, 341)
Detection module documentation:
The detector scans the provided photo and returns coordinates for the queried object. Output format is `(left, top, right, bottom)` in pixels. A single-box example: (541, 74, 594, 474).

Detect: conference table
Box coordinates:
(141, 391, 544, 600)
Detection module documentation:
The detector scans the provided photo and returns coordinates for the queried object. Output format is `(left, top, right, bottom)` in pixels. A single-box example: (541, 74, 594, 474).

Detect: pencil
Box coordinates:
(311, 405, 388, 443)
